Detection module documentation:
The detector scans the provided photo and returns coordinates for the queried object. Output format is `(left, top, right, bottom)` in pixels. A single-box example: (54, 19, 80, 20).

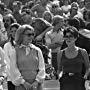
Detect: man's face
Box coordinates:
(54, 19, 64, 30)
(22, 14, 32, 24)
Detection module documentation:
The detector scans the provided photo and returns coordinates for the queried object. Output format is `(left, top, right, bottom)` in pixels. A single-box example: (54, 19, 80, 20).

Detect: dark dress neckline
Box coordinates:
(63, 49, 80, 60)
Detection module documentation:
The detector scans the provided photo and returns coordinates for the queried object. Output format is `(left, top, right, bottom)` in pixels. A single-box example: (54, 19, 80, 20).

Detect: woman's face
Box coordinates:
(54, 18, 64, 30)
(43, 12, 52, 23)
(22, 14, 32, 24)
(10, 27, 17, 39)
(64, 32, 76, 46)
(22, 30, 34, 45)
(4, 17, 11, 28)
(70, 8, 77, 15)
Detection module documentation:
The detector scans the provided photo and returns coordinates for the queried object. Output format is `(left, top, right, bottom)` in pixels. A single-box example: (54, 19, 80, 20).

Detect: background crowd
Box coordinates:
(0, 0, 90, 90)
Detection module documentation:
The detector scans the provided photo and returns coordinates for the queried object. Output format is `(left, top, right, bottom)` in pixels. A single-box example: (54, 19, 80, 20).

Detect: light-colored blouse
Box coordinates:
(0, 47, 6, 77)
(4, 42, 45, 86)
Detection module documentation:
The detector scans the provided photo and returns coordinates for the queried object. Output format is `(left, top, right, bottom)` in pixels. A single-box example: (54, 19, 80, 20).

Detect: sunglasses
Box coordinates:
(24, 33, 34, 37)
(64, 34, 74, 39)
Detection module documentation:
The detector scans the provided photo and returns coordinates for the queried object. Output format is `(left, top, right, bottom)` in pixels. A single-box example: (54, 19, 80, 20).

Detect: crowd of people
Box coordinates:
(0, 0, 90, 90)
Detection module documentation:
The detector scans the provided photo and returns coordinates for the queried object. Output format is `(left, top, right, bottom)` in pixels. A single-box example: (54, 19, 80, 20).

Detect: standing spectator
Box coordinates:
(43, 11, 53, 24)
(4, 23, 20, 90)
(61, 0, 71, 14)
(11, 25, 45, 90)
(21, 10, 33, 25)
(3, 14, 17, 39)
(45, 15, 64, 79)
(66, 2, 83, 20)
(78, 0, 85, 14)
(31, 0, 50, 18)
(50, 1, 63, 16)
(0, 33, 6, 90)
(12, 1, 22, 25)
(57, 26, 90, 90)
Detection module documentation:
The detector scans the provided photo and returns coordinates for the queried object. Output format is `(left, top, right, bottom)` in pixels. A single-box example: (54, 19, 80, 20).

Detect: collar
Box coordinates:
(19, 43, 34, 49)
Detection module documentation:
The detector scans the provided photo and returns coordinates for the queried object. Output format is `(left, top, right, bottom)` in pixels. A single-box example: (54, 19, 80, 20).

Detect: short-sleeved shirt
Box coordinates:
(45, 29, 64, 52)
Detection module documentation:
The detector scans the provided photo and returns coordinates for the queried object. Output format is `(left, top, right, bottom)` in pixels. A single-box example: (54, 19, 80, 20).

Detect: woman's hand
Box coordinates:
(31, 80, 38, 89)
(23, 81, 32, 90)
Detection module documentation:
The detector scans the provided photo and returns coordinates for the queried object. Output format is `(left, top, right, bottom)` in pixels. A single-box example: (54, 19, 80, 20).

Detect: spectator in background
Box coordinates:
(12, 1, 22, 25)
(0, 2, 6, 20)
(4, 23, 20, 90)
(84, 10, 90, 27)
(69, 2, 83, 19)
(31, 18, 52, 44)
(45, 15, 64, 79)
(3, 14, 17, 39)
(21, 11, 33, 25)
(43, 11, 53, 24)
(31, 0, 50, 18)
(25, 1, 35, 9)
(78, 0, 85, 14)
(61, 0, 71, 14)
(50, 1, 63, 16)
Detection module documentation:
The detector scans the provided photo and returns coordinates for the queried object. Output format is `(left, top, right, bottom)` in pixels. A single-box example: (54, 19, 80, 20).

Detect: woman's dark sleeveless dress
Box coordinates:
(59, 49, 85, 90)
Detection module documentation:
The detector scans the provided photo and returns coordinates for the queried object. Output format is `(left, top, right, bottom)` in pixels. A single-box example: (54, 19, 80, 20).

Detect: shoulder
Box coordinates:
(30, 44, 42, 53)
(0, 47, 3, 51)
(4, 42, 11, 49)
(79, 47, 88, 55)
(0, 47, 4, 55)
(57, 48, 66, 56)
(45, 29, 53, 36)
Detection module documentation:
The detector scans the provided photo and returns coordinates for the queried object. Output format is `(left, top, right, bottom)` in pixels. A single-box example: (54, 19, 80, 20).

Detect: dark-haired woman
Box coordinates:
(4, 23, 20, 90)
(57, 26, 90, 90)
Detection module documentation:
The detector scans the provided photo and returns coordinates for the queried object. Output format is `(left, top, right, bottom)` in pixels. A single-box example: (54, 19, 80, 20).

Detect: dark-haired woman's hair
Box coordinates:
(63, 26, 79, 38)
(67, 18, 80, 30)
